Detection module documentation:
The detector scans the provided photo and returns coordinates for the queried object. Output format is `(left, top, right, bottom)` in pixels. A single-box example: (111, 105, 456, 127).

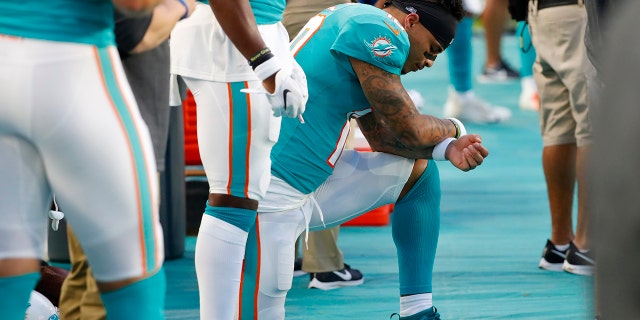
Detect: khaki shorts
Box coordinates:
(529, 1, 593, 147)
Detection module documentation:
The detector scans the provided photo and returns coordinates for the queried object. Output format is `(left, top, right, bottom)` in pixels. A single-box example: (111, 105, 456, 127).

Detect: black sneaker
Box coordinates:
(308, 263, 364, 290)
(539, 239, 567, 272)
(562, 242, 594, 276)
(477, 59, 520, 83)
(293, 258, 307, 277)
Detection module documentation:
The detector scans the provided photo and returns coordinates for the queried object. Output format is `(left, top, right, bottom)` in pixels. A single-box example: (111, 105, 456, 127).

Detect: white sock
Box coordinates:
(195, 215, 249, 319)
(555, 243, 570, 251)
(521, 76, 537, 92)
(400, 293, 433, 317)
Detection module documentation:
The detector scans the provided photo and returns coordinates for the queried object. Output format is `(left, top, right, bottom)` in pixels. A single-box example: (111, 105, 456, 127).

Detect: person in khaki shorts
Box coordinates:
(528, 0, 595, 276)
(283, 0, 365, 290)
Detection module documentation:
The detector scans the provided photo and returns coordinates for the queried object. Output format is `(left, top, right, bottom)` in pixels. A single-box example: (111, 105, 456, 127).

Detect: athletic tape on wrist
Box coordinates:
(177, 0, 189, 20)
(447, 117, 466, 138)
(432, 137, 456, 161)
(253, 55, 283, 81)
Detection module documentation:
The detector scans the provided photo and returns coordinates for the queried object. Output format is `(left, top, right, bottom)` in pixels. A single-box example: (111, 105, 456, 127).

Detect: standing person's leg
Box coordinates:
(59, 227, 106, 320)
(530, 1, 593, 275)
(302, 228, 343, 273)
(448, 16, 474, 94)
(0, 28, 164, 320)
(303, 227, 363, 290)
(478, 0, 520, 82)
(188, 76, 272, 319)
(542, 144, 577, 246)
(0, 136, 50, 319)
(172, 9, 295, 318)
(59, 40, 172, 320)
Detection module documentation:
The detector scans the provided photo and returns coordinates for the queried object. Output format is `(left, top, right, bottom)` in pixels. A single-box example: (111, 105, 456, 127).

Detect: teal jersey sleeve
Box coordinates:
(330, 10, 409, 75)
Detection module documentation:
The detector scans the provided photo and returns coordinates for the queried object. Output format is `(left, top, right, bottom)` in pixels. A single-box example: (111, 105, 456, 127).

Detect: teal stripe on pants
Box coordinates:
(229, 82, 251, 198)
(97, 47, 156, 272)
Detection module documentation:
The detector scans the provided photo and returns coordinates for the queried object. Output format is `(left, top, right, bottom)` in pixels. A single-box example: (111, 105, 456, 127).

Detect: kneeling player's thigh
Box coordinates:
(309, 150, 413, 229)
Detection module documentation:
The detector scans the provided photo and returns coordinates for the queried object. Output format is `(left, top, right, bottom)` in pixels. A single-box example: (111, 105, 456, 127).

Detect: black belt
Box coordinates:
(538, 0, 579, 10)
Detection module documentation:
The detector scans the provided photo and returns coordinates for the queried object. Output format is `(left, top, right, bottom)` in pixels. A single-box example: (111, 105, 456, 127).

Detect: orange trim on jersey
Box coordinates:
(292, 13, 326, 57)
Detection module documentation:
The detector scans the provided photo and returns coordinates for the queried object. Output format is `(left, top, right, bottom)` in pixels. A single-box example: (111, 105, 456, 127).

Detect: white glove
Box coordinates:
(243, 60, 308, 119)
(265, 60, 308, 119)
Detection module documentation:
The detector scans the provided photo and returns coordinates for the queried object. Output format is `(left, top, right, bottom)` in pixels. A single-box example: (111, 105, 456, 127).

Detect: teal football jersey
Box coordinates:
(251, 0, 286, 24)
(271, 3, 410, 194)
(0, 0, 115, 47)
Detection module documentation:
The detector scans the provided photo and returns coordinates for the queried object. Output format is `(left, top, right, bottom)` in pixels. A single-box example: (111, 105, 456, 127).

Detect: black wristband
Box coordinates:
(248, 47, 275, 70)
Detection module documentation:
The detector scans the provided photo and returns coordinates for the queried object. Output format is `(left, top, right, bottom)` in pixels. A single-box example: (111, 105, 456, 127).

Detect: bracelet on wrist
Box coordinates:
(447, 117, 466, 138)
(248, 47, 275, 69)
(177, 0, 189, 20)
(432, 137, 456, 161)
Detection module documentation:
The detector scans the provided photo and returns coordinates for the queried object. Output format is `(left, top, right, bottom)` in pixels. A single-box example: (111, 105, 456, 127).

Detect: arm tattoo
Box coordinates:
(350, 57, 455, 158)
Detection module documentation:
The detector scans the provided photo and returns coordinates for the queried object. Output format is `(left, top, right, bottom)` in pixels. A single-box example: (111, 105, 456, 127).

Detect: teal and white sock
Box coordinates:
(195, 214, 252, 319)
(392, 160, 441, 295)
(400, 293, 433, 317)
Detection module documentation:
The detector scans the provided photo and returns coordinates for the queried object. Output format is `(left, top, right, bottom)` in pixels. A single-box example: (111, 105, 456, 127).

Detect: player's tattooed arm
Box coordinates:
(349, 57, 457, 158)
(357, 112, 437, 158)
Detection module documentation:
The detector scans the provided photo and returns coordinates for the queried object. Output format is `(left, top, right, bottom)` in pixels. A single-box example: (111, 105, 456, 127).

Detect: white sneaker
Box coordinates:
(519, 77, 539, 111)
(443, 89, 511, 123)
